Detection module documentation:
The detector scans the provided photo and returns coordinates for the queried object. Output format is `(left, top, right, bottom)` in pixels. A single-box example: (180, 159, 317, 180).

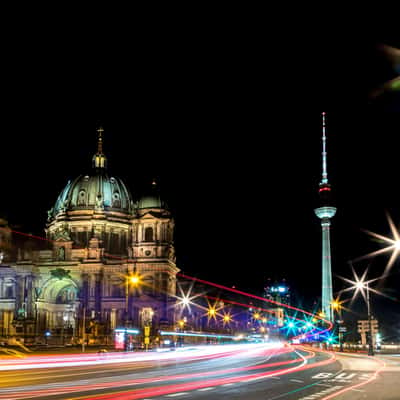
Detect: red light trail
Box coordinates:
(179, 272, 333, 335)
(0, 345, 319, 399)
(1, 227, 333, 339)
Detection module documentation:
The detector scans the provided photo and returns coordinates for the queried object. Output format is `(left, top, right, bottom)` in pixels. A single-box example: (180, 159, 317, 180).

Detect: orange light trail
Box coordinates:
(82, 348, 336, 400)
(0, 345, 321, 399)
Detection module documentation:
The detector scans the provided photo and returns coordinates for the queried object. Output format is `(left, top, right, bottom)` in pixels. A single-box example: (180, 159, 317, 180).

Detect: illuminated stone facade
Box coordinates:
(0, 130, 179, 344)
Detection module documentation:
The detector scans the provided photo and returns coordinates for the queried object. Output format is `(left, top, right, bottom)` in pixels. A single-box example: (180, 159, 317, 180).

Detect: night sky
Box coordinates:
(1, 33, 399, 338)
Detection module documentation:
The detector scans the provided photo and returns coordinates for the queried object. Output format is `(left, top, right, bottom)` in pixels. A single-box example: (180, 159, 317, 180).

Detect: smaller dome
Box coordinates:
(138, 195, 164, 209)
(137, 180, 167, 210)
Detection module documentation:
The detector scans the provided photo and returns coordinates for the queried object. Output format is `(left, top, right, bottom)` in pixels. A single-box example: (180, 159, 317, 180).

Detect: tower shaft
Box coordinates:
(320, 217, 334, 322)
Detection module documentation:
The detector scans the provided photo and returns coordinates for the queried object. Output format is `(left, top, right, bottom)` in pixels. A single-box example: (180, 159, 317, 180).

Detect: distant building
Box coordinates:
(264, 280, 290, 328)
(0, 129, 179, 344)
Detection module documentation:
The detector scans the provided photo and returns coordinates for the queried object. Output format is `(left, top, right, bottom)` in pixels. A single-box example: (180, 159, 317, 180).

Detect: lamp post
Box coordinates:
(125, 270, 141, 327)
(331, 300, 344, 352)
(365, 282, 374, 356)
(355, 280, 374, 356)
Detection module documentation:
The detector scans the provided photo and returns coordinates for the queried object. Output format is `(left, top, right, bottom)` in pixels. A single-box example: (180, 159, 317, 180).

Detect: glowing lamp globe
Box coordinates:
(130, 276, 139, 284)
(355, 281, 365, 290)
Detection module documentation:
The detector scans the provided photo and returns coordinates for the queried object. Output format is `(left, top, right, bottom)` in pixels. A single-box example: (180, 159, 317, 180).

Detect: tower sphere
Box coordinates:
(314, 206, 337, 219)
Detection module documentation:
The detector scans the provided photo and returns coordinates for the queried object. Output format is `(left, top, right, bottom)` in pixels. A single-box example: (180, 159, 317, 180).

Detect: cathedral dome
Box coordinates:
(50, 172, 134, 218)
(48, 127, 134, 220)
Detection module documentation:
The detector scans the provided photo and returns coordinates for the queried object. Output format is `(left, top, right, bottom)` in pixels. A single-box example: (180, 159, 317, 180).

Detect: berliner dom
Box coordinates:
(0, 128, 178, 345)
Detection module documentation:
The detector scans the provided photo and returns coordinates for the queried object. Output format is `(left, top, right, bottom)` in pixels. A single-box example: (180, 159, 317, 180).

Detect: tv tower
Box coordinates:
(314, 112, 336, 323)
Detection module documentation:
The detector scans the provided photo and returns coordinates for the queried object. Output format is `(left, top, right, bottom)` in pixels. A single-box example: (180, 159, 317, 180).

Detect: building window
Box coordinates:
(78, 190, 86, 206)
(111, 283, 124, 297)
(144, 227, 153, 242)
(112, 192, 121, 208)
(58, 246, 65, 261)
(5, 285, 14, 298)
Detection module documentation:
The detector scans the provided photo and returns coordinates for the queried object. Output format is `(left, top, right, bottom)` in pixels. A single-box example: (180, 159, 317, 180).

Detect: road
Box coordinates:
(0, 343, 398, 399)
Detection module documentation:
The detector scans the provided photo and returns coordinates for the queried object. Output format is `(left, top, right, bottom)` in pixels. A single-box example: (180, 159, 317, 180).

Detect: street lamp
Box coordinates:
(125, 271, 141, 322)
(331, 299, 343, 352)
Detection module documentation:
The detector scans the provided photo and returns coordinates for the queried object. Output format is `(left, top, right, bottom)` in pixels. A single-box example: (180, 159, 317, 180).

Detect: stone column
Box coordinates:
(81, 273, 89, 310)
(15, 277, 23, 316)
(110, 309, 116, 330)
(94, 272, 103, 321)
(26, 276, 34, 319)
(138, 224, 143, 242)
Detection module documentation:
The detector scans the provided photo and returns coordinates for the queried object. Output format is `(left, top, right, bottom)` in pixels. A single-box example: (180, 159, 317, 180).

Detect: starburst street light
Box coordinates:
(174, 281, 203, 316)
(339, 267, 375, 356)
(208, 306, 216, 318)
(356, 213, 400, 276)
(222, 313, 233, 325)
(130, 275, 140, 285)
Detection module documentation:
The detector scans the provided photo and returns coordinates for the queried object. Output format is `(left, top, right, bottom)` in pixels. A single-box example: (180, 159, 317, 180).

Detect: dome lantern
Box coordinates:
(92, 126, 107, 169)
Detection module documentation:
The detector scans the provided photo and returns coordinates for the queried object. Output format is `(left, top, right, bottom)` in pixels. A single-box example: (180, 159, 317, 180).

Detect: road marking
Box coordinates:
(290, 379, 304, 383)
(197, 387, 215, 391)
(298, 385, 344, 399)
(166, 393, 189, 397)
(221, 383, 235, 386)
(312, 371, 371, 383)
(334, 373, 356, 380)
(246, 376, 266, 382)
(312, 372, 333, 379)
(270, 376, 280, 379)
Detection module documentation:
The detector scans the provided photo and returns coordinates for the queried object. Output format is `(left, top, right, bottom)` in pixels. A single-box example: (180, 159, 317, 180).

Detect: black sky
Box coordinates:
(1, 31, 399, 337)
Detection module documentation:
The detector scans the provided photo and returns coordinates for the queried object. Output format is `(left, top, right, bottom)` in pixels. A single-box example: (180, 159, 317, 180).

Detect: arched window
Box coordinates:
(112, 192, 121, 208)
(5, 284, 14, 298)
(78, 190, 86, 206)
(145, 227, 153, 242)
(58, 246, 65, 261)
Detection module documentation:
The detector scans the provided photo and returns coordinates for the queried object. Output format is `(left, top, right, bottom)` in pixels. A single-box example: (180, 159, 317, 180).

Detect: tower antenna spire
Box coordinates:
(321, 112, 328, 185)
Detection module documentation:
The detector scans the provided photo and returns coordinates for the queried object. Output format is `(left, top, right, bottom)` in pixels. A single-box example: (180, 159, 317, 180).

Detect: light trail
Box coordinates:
(0, 344, 307, 399)
(0, 344, 267, 371)
(81, 348, 336, 400)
